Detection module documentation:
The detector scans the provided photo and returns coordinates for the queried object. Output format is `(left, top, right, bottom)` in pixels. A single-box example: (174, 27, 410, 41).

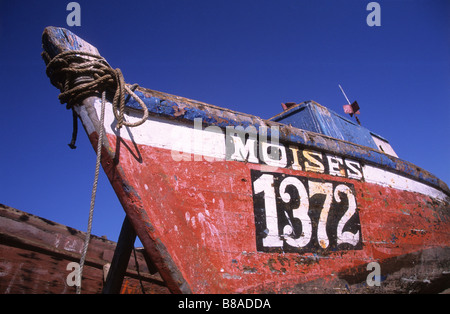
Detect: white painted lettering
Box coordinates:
(253, 174, 283, 247)
(345, 159, 363, 180)
(260, 141, 287, 168)
(279, 177, 311, 247)
(288, 145, 302, 170)
(227, 125, 258, 163)
(335, 184, 360, 246)
(309, 181, 333, 248)
(303, 150, 324, 173)
(327, 154, 345, 177)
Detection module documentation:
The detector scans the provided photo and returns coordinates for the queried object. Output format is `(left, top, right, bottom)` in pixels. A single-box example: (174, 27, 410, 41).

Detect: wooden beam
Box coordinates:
(102, 216, 137, 294)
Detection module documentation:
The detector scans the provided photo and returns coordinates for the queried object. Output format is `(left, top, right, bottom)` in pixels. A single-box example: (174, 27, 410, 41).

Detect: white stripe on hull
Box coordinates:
(76, 99, 449, 202)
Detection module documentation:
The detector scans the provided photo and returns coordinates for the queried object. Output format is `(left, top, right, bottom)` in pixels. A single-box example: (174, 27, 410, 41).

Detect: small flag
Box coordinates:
(343, 101, 360, 117)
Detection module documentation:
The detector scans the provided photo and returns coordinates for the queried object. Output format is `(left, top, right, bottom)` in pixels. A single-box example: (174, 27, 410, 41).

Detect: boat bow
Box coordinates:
(42, 27, 450, 294)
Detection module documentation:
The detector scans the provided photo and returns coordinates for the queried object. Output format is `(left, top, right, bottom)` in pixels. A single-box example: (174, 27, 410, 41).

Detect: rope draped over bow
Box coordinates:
(43, 50, 150, 293)
(44, 50, 149, 130)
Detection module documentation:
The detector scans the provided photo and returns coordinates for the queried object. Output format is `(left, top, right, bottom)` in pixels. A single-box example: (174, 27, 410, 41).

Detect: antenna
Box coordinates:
(338, 84, 351, 105)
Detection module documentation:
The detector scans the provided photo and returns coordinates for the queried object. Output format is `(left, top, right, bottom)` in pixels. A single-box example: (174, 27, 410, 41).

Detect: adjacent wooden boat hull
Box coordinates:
(0, 204, 169, 294)
(42, 27, 450, 293)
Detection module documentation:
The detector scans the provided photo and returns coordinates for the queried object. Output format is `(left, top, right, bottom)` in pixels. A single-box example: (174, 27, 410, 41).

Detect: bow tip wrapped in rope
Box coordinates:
(45, 50, 149, 137)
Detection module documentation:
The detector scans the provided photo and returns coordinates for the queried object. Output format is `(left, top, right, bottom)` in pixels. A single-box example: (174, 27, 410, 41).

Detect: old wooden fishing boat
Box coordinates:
(0, 204, 169, 294)
(41, 26, 449, 294)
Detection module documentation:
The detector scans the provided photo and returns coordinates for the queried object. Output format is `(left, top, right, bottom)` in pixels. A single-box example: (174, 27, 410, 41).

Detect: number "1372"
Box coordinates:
(251, 170, 362, 253)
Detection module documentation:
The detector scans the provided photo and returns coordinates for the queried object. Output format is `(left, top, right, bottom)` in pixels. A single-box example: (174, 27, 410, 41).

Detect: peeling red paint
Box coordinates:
(41, 26, 450, 293)
(89, 130, 450, 293)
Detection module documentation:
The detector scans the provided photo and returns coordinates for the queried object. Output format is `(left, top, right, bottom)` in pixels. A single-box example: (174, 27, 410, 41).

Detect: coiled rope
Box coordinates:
(44, 50, 149, 293)
(44, 50, 149, 130)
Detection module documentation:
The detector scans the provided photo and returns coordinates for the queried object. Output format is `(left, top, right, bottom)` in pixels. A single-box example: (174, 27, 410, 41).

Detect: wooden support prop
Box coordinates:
(102, 216, 137, 294)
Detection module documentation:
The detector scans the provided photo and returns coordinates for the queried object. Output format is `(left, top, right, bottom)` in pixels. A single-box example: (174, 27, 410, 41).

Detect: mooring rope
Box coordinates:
(44, 50, 149, 293)
(76, 90, 106, 294)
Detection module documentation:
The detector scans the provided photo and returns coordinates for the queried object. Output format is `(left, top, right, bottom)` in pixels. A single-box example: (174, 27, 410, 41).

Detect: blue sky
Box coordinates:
(0, 0, 449, 243)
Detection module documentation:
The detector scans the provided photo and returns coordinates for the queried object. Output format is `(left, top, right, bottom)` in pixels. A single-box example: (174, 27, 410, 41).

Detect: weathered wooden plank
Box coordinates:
(42, 26, 99, 61)
(0, 204, 169, 294)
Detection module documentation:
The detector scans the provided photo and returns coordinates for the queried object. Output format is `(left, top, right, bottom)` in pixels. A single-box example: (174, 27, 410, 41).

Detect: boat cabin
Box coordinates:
(270, 101, 398, 157)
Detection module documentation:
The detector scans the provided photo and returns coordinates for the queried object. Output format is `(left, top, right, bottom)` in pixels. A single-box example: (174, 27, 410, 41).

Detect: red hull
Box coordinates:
(89, 129, 449, 293)
(41, 26, 450, 293)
